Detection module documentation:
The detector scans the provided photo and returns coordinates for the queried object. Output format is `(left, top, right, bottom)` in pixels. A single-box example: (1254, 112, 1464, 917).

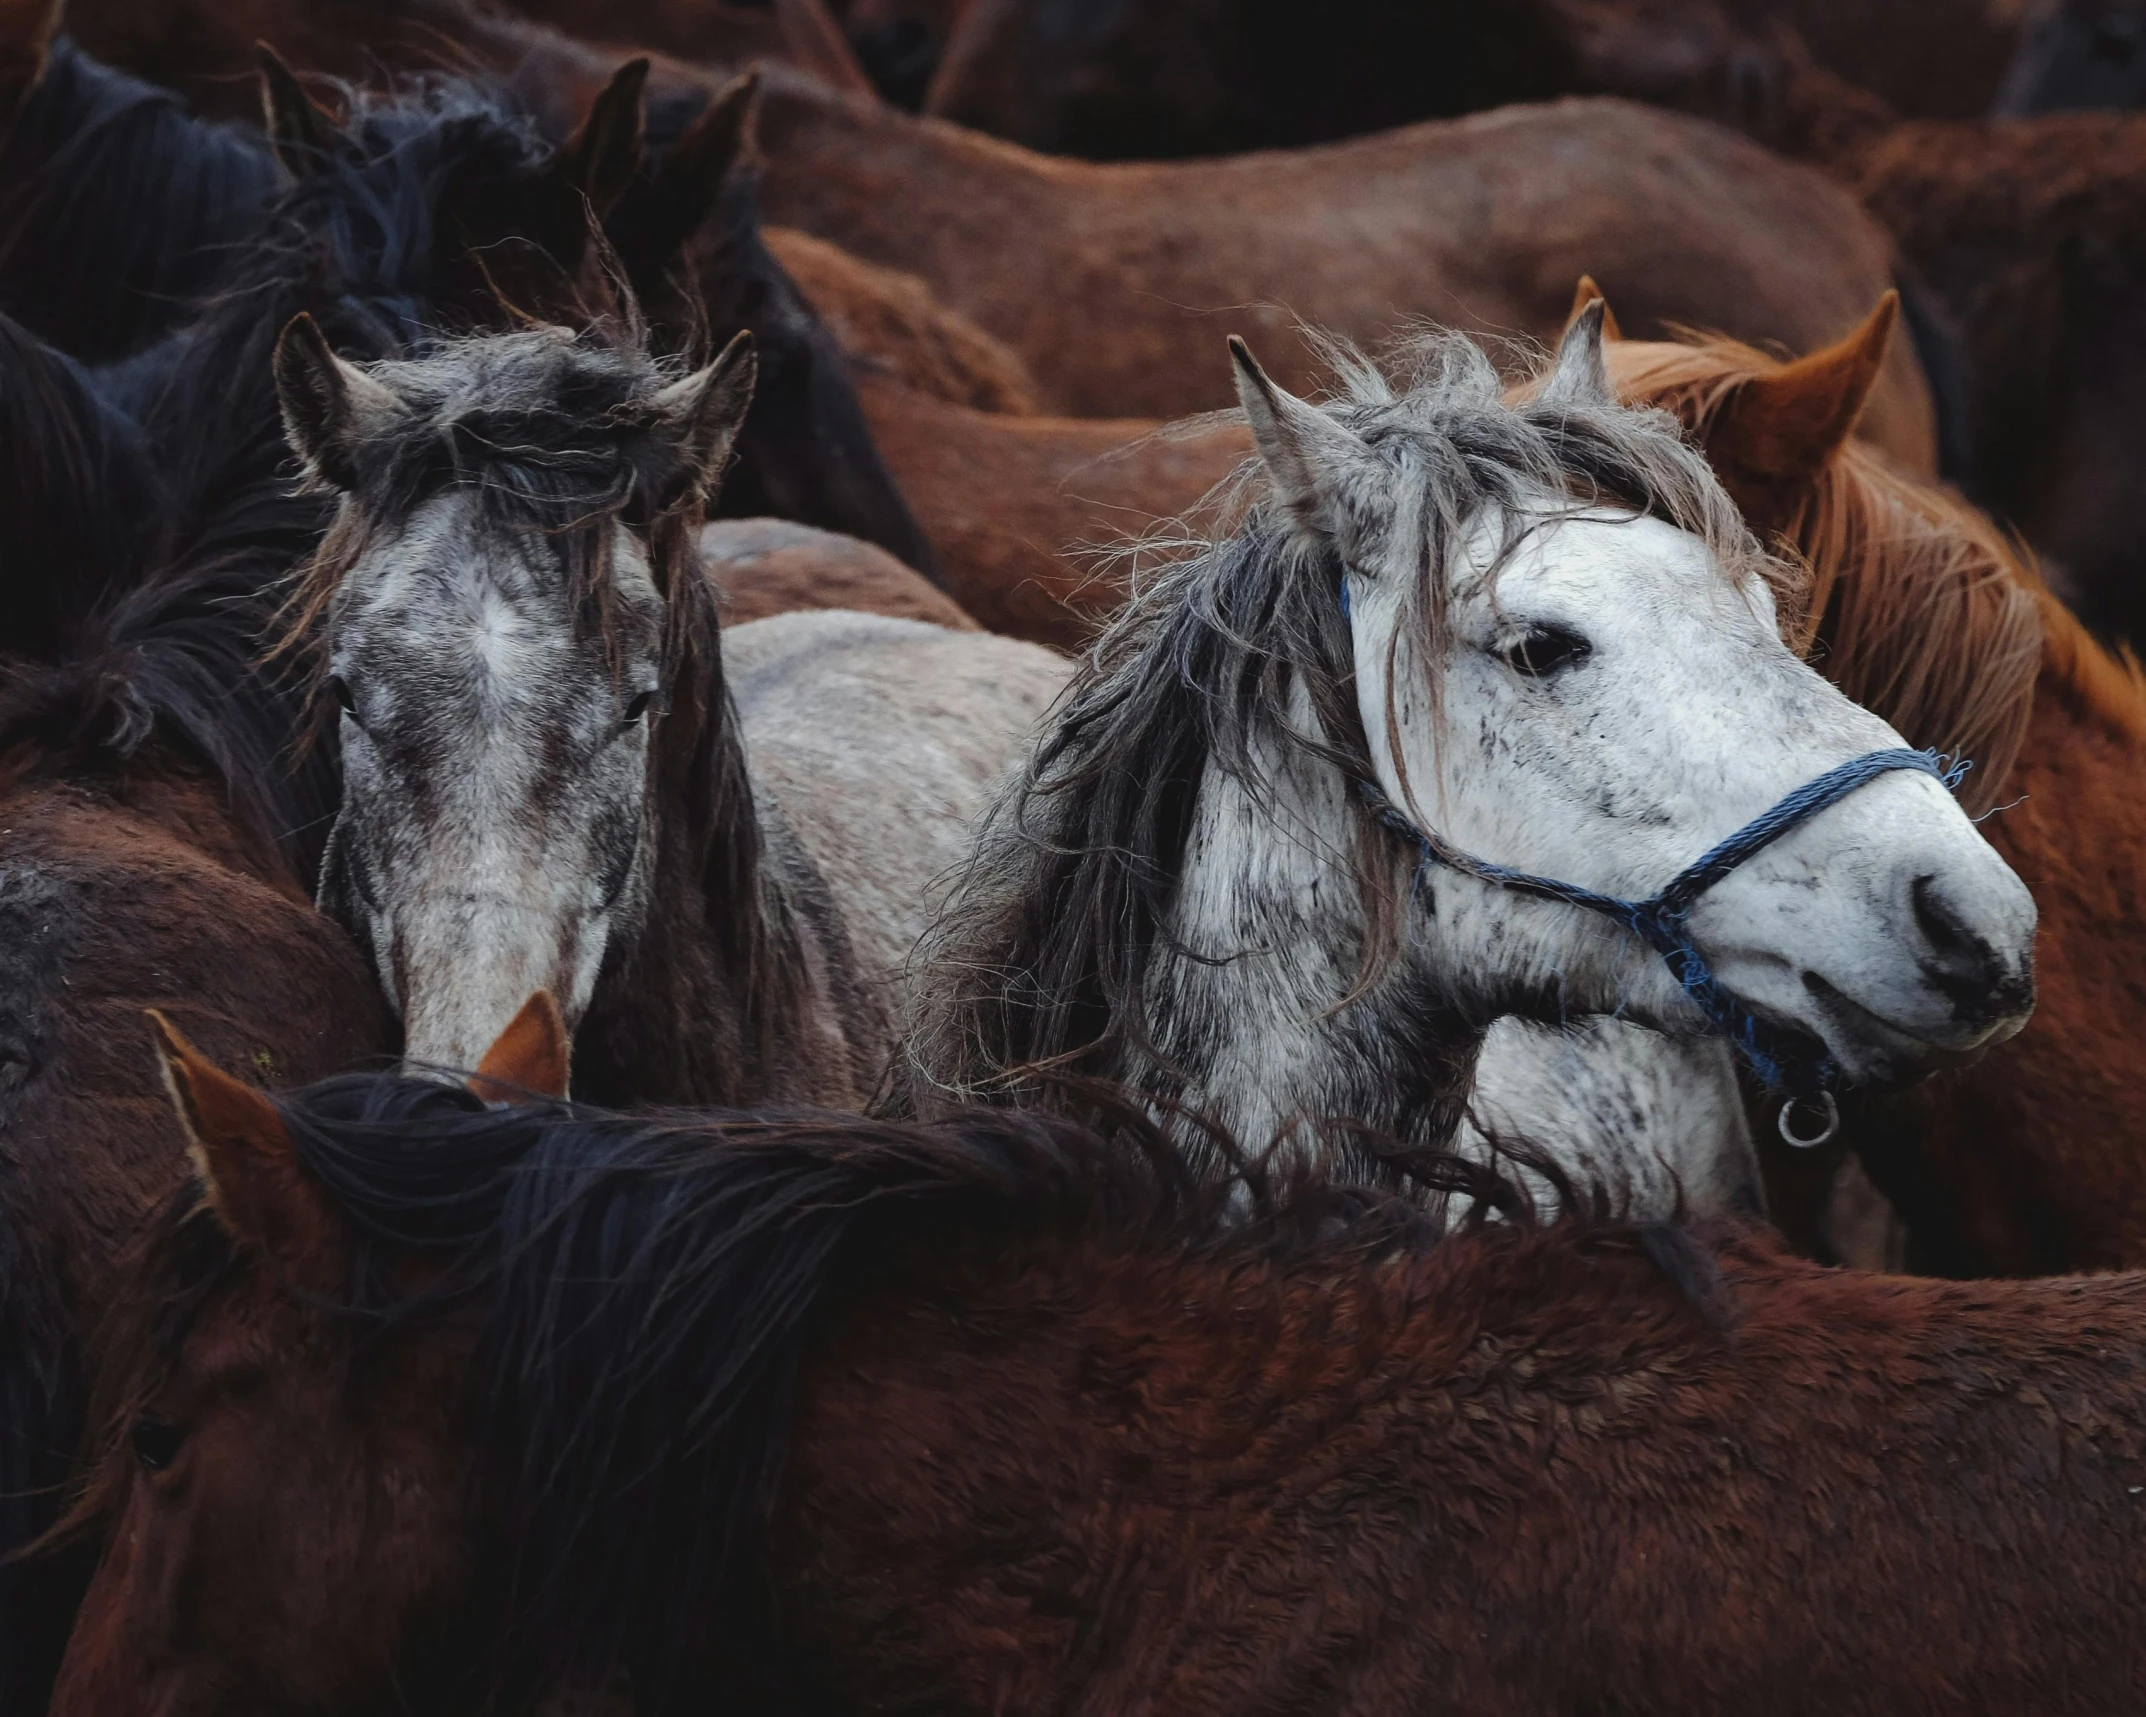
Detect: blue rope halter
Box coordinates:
(1335, 562, 1970, 1102)
(1355, 737, 1968, 1103)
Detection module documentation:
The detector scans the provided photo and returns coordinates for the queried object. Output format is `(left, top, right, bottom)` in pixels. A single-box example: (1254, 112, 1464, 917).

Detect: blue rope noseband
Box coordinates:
(1358, 751, 1968, 1100)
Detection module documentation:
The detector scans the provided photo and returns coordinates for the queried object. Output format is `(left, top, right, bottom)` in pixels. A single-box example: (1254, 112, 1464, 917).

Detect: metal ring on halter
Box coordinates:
(1776, 1091, 1840, 1149)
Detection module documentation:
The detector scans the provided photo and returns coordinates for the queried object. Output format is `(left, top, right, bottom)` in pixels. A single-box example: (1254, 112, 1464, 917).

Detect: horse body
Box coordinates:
(47, 1052, 2146, 1716)
(725, 610, 1069, 999)
(747, 74, 1936, 457)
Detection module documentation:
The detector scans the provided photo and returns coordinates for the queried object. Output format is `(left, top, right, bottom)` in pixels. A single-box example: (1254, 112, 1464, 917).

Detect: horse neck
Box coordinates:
(1151, 692, 1480, 1158)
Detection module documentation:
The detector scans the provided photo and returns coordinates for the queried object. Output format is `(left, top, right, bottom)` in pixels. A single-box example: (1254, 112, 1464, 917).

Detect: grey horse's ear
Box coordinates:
(1228, 335, 1381, 549)
(655, 329, 758, 498)
(1537, 298, 1613, 409)
(272, 313, 406, 492)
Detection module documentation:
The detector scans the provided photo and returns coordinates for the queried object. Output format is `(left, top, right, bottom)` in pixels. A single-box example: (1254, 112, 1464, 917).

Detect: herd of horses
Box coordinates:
(6, 0, 2146, 1712)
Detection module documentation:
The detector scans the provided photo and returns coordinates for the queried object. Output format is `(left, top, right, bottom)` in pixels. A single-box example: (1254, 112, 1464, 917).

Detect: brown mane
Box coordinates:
(1606, 329, 2074, 814)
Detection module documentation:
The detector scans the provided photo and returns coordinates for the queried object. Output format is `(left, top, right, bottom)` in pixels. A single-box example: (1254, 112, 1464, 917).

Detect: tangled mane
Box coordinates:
(0, 36, 282, 362)
(70, 1071, 1565, 1699)
(1605, 330, 2048, 812)
(906, 330, 1782, 1110)
(0, 71, 597, 881)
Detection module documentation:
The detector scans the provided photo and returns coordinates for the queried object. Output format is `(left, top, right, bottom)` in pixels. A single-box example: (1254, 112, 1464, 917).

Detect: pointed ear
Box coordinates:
(773, 0, 880, 98)
(656, 329, 757, 497)
(1706, 290, 1898, 487)
(469, 992, 570, 1104)
(273, 313, 405, 492)
(148, 1012, 340, 1290)
(1564, 276, 1623, 344)
(1228, 334, 1381, 549)
(613, 68, 761, 293)
(257, 44, 339, 178)
(1537, 298, 1613, 409)
(556, 56, 649, 222)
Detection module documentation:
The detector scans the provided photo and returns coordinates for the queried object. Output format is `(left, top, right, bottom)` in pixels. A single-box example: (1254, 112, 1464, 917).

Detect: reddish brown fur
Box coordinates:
(0, 757, 389, 1336)
(851, 371, 1249, 646)
(780, 1226, 2146, 1713)
(702, 517, 981, 629)
(764, 224, 1043, 413)
(50, 1087, 2146, 1715)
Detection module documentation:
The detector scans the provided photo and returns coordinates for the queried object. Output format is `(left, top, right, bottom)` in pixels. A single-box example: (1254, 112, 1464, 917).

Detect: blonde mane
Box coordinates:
(1602, 330, 2132, 815)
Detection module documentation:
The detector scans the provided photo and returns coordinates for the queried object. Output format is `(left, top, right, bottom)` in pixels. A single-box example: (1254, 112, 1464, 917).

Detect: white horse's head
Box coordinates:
(1231, 307, 2036, 1087)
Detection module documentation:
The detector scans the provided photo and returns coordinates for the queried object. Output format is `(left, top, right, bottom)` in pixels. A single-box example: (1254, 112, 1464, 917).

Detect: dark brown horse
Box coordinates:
(46, 1011, 2146, 1716)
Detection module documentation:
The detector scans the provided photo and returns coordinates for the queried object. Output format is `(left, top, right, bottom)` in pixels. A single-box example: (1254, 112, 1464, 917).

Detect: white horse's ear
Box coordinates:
(1537, 298, 1613, 410)
(273, 313, 406, 492)
(1228, 335, 1380, 548)
(656, 329, 757, 498)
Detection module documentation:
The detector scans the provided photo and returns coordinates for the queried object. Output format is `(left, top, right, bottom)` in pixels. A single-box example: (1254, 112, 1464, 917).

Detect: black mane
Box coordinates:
(0, 74, 598, 880)
(0, 36, 282, 363)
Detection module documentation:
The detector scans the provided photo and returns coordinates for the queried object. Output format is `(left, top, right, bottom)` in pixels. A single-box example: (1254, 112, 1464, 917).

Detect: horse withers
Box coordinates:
(43, 1006, 2146, 1715)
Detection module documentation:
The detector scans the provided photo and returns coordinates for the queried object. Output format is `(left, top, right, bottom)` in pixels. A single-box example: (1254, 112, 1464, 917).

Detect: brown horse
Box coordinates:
(702, 517, 979, 629)
(58, 0, 1939, 459)
(47, 1012, 2146, 1716)
(1586, 284, 2146, 1275)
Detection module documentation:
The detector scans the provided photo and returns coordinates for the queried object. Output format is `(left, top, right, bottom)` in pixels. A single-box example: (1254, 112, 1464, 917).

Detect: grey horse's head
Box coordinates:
(275, 313, 756, 1075)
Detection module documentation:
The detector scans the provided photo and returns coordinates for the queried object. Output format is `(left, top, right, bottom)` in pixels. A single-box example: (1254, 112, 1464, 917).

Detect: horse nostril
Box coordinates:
(1910, 873, 2033, 1025)
(1910, 873, 1975, 962)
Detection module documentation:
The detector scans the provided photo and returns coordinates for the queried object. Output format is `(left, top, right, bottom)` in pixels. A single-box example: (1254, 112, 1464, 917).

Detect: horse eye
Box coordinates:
(326, 674, 358, 717)
(621, 689, 657, 728)
(130, 1417, 185, 1473)
(1503, 625, 1592, 678)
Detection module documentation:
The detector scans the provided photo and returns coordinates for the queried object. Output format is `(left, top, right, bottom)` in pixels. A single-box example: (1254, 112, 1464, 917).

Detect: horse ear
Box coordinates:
(147, 1012, 339, 1291)
(1565, 276, 1623, 344)
(612, 67, 762, 294)
(469, 991, 571, 1104)
(1706, 290, 1899, 486)
(256, 43, 339, 179)
(0, 0, 61, 140)
(1228, 334, 1380, 548)
(1537, 298, 1613, 409)
(556, 56, 650, 222)
(657, 329, 758, 495)
(273, 313, 404, 492)
(773, 0, 880, 98)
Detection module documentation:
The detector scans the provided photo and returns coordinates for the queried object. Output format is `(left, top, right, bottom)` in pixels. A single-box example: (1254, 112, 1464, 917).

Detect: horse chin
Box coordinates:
(1793, 970, 2031, 1089)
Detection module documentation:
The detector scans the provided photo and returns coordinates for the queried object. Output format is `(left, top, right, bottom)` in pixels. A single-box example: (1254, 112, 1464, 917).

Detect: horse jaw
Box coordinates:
(1349, 505, 2036, 1090)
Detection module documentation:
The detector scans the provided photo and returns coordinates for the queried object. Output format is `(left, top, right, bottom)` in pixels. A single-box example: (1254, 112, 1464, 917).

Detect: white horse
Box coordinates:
(909, 305, 2036, 1215)
(274, 315, 1067, 1106)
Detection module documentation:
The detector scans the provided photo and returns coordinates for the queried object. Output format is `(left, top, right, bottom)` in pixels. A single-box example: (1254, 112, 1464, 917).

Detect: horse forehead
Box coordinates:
(1494, 512, 1766, 626)
(341, 497, 659, 649)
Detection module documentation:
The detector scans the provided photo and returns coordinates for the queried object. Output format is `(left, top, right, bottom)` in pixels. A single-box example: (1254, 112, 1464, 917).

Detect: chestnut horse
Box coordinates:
(1588, 288, 2146, 1273)
(46, 1015, 2146, 1715)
